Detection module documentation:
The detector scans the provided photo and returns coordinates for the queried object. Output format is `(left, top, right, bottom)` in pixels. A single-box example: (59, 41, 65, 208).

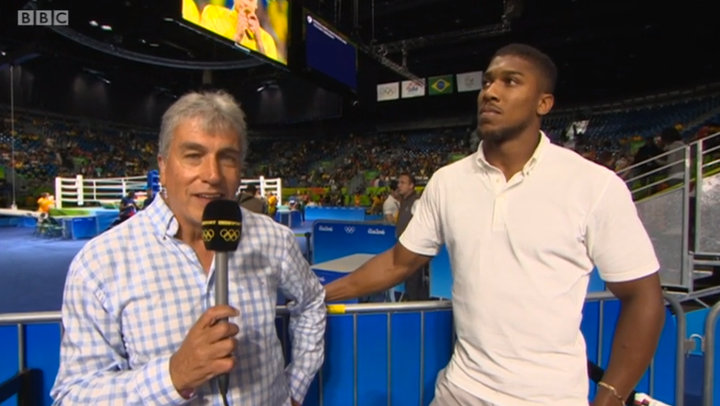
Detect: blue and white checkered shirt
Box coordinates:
(51, 196, 326, 406)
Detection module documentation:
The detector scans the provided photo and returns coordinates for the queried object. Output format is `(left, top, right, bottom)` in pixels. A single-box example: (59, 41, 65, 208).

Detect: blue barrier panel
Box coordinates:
(94, 210, 119, 232)
(0, 301, 684, 406)
(312, 221, 403, 294)
(312, 221, 396, 264)
(305, 207, 366, 222)
(275, 210, 302, 228)
(61, 217, 98, 240)
(579, 299, 679, 405)
(20, 216, 36, 228)
(302, 309, 454, 406)
(0, 325, 19, 406)
(26, 324, 61, 406)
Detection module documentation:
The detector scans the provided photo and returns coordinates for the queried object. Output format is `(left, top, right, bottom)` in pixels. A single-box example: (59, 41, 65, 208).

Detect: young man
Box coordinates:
(324, 44, 665, 406)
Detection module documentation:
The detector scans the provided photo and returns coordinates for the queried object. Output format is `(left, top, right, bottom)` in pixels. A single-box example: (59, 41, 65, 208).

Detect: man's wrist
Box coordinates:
(593, 384, 627, 406)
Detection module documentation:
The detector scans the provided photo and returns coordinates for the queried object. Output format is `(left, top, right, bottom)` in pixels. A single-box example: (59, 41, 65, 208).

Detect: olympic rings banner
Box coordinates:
(312, 221, 396, 264)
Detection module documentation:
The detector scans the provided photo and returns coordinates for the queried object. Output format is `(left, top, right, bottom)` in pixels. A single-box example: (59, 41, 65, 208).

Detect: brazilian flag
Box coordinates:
(429, 75, 454, 95)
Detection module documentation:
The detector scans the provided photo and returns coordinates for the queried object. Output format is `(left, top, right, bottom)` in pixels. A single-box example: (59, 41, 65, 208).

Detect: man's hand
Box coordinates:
(169, 305, 240, 396)
(291, 399, 301, 406)
(246, 14, 266, 53)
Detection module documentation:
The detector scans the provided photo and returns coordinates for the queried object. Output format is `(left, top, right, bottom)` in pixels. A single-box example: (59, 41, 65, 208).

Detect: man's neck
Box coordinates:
(176, 225, 204, 247)
(483, 127, 541, 179)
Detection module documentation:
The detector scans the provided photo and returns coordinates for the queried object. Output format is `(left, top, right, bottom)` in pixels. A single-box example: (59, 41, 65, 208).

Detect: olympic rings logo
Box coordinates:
(220, 229, 240, 242)
(202, 229, 215, 242)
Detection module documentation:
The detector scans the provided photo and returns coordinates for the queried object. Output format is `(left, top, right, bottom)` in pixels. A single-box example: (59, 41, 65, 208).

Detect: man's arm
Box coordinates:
(326, 175, 444, 302)
(278, 229, 327, 405)
(51, 257, 188, 406)
(599, 274, 665, 405)
(586, 174, 665, 406)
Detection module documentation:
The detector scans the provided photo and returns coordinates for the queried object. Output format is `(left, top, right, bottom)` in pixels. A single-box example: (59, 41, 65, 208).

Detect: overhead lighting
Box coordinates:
(148, 43, 159, 47)
(0, 51, 5, 56)
(89, 20, 99, 27)
(100, 25, 112, 31)
(163, 17, 173, 22)
(257, 86, 265, 92)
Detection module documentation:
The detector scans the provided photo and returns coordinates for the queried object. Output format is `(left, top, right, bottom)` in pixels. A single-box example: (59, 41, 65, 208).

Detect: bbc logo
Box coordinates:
(18, 10, 69, 26)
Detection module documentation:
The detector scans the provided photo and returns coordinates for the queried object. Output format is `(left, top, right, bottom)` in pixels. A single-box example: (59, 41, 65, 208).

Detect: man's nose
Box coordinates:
(480, 81, 500, 103)
(201, 157, 222, 184)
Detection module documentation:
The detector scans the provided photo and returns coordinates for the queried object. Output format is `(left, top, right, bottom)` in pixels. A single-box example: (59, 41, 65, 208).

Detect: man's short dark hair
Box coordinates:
(399, 172, 415, 186)
(389, 180, 398, 191)
(245, 184, 257, 195)
(492, 43, 558, 94)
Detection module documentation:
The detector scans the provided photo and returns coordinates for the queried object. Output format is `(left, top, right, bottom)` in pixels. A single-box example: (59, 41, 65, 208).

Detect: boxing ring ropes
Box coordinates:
(52, 173, 283, 209)
(0, 292, 714, 406)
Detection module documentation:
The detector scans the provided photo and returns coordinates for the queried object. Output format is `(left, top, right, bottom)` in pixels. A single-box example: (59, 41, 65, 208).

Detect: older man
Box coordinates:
(51, 90, 326, 406)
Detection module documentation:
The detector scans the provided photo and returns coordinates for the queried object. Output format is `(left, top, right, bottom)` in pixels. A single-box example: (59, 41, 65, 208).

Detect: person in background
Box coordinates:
(394, 172, 429, 301)
(37, 192, 55, 214)
(119, 190, 138, 221)
(238, 184, 264, 214)
(382, 180, 400, 223)
(143, 187, 155, 209)
(324, 44, 665, 406)
(51, 90, 326, 406)
(198, 0, 279, 61)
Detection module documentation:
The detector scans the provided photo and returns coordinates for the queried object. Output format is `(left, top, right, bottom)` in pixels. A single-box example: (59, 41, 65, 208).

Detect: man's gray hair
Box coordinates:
(158, 90, 248, 162)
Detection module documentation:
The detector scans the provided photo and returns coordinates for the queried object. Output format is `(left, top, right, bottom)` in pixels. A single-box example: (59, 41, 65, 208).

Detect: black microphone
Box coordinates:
(202, 200, 242, 403)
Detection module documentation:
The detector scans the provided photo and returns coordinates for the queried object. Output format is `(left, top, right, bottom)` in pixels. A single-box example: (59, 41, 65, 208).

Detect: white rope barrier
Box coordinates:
(54, 174, 283, 208)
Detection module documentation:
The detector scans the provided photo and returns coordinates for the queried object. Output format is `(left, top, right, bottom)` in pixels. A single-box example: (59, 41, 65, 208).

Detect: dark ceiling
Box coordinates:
(0, 0, 718, 125)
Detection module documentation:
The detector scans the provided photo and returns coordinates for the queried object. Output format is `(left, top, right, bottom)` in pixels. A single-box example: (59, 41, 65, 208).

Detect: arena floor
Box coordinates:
(0, 224, 312, 314)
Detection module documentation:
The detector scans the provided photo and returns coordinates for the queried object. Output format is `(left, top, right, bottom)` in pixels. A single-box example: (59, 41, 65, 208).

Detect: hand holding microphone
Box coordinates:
(170, 200, 243, 402)
(169, 305, 240, 396)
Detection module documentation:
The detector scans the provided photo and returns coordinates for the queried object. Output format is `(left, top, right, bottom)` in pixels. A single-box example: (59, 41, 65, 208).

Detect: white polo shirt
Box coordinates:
(399, 133, 659, 406)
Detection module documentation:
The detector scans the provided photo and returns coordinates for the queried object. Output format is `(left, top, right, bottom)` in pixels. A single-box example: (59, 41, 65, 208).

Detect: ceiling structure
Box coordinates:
(311, 0, 719, 103)
(0, 0, 718, 119)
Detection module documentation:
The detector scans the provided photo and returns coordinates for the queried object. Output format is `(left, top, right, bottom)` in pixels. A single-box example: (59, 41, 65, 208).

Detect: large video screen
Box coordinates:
(182, 0, 289, 65)
(304, 10, 357, 90)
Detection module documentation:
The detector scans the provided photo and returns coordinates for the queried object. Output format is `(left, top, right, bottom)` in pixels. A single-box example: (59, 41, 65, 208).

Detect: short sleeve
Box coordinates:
(398, 175, 443, 256)
(586, 174, 660, 283)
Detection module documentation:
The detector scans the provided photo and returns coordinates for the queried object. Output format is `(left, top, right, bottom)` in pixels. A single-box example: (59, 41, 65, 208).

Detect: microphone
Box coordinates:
(202, 200, 242, 403)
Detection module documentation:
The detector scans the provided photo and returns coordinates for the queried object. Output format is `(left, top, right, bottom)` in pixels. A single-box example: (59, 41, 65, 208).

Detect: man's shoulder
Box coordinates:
(545, 144, 618, 188)
(424, 154, 476, 188)
(71, 213, 149, 275)
(242, 208, 294, 240)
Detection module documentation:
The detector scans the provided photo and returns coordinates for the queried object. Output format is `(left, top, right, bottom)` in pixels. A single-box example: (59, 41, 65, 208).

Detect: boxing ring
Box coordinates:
(52, 172, 283, 209)
(0, 172, 283, 238)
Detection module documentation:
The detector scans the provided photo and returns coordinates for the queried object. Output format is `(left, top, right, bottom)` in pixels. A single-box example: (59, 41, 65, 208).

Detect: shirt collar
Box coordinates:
(475, 131, 549, 176)
(146, 194, 180, 239)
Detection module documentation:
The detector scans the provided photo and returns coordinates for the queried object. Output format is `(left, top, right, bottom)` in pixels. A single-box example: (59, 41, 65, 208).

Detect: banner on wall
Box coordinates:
(377, 82, 400, 101)
(456, 71, 483, 92)
(401, 79, 426, 98)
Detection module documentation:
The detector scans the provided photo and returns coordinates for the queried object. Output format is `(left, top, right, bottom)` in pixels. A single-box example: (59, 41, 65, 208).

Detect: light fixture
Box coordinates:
(100, 25, 112, 31)
(89, 20, 98, 27)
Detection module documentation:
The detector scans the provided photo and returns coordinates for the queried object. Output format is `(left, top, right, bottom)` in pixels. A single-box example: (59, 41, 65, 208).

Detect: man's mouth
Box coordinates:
(194, 193, 224, 201)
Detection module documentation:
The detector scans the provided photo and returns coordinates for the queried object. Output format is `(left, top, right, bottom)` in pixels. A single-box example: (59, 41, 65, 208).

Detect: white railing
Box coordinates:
(240, 176, 283, 205)
(54, 174, 284, 209)
(54, 175, 147, 209)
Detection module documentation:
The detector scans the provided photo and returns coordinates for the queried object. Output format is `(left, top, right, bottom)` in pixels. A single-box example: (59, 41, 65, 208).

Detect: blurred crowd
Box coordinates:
(1, 93, 720, 209)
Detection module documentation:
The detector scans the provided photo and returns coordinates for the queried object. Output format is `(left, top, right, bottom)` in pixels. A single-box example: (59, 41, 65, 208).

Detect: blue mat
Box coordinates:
(0, 227, 310, 313)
